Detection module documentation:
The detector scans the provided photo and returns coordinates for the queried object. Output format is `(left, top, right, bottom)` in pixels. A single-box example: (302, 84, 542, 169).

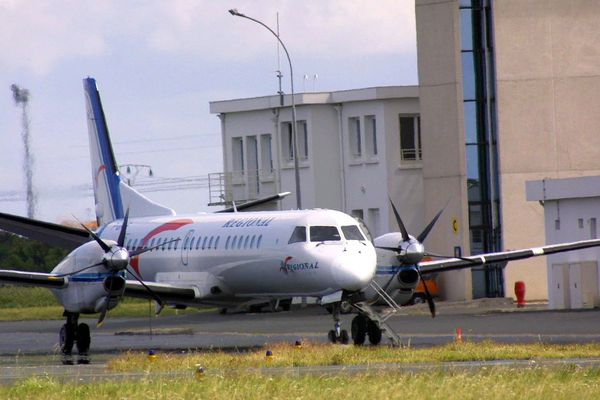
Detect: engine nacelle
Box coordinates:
(50, 241, 125, 314)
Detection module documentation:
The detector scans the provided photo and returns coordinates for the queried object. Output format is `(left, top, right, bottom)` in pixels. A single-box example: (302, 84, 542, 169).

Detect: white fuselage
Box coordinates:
(90, 208, 376, 306)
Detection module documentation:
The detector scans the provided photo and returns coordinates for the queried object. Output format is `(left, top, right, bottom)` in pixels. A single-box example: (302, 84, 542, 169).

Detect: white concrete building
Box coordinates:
(526, 176, 600, 309)
(209, 86, 423, 238)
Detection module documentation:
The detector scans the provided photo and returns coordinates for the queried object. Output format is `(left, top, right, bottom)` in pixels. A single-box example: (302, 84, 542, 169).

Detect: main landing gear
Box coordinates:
(60, 311, 91, 364)
(326, 288, 402, 346)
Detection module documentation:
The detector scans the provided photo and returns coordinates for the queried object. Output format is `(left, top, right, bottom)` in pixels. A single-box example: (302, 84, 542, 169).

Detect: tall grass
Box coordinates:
(3, 367, 600, 399)
(107, 341, 600, 372)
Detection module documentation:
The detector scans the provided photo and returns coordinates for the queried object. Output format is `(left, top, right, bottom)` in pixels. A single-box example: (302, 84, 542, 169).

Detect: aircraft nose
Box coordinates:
(332, 249, 376, 291)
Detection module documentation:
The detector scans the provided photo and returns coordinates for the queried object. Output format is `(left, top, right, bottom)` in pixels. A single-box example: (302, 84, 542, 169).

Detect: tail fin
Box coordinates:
(83, 77, 175, 225)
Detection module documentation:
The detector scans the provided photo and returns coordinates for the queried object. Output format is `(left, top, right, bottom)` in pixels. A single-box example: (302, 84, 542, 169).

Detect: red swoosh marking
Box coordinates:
(130, 219, 194, 275)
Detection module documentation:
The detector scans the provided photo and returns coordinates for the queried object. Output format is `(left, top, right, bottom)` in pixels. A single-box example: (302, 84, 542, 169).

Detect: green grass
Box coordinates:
(3, 367, 600, 399)
(107, 341, 600, 372)
(0, 286, 206, 321)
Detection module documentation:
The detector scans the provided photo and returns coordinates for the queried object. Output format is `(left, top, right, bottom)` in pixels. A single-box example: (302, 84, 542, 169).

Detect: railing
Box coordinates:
(400, 148, 423, 162)
(208, 169, 278, 206)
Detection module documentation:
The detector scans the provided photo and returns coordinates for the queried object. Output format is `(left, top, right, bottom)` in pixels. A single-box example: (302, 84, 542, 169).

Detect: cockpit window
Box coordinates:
(288, 226, 307, 244)
(310, 226, 341, 242)
(341, 225, 366, 241)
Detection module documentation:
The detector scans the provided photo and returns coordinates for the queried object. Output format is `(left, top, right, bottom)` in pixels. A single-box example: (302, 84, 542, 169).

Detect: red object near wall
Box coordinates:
(515, 281, 526, 307)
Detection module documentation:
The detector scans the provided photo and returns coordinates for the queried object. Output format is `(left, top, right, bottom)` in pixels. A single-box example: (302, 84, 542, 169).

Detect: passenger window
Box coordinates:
(238, 236, 244, 250)
(288, 226, 307, 244)
(149, 238, 155, 250)
(132, 239, 138, 250)
(174, 237, 180, 250)
(232, 236, 238, 249)
(257, 235, 263, 248)
(310, 226, 341, 242)
(126, 239, 132, 250)
(168, 238, 174, 250)
(202, 237, 207, 250)
(250, 235, 256, 248)
(341, 225, 366, 241)
(225, 236, 231, 250)
(208, 236, 213, 249)
(243, 236, 250, 249)
(183, 236, 190, 250)
(214, 236, 220, 249)
(196, 237, 201, 250)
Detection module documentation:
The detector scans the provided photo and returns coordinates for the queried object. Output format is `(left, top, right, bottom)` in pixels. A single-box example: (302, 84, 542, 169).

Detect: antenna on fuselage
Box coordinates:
(232, 200, 238, 213)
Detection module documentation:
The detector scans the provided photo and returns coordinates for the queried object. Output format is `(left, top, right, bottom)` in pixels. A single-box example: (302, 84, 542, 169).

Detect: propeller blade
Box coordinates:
(97, 272, 116, 327)
(389, 199, 410, 242)
(126, 266, 164, 308)
(97, 301, 109, 327)
(117, 208, 130, 247)
(417, 205, 446, 243)
(54, 261, 105, 277)
(416, 267, 436, 318)
(73, 216, 111, 253)
(129, 238, 180, 258)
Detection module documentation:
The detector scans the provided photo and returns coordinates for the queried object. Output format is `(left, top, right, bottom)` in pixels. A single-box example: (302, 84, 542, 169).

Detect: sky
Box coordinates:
(0, 0, 418, 224)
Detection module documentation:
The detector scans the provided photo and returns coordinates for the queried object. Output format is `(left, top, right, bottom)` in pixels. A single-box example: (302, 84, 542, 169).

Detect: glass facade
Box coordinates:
(460, 0, 503, 297)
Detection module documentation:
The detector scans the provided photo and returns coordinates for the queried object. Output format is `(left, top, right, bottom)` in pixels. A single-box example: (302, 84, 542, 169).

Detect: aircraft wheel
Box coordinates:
(60, 324, 75, 355)
(76, 323, 91, 355)
(351, 315, 367, 345)
(328, 330, 337, 343)
(339, 329, 350, 345)
(367, 319, 382, 345)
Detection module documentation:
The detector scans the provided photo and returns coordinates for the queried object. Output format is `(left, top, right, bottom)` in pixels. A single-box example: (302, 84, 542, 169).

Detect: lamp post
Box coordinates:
(229, 9, 302, 209)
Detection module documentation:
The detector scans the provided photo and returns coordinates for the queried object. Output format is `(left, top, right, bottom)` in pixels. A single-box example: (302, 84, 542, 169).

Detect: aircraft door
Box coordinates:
(181, 229, 195, 266)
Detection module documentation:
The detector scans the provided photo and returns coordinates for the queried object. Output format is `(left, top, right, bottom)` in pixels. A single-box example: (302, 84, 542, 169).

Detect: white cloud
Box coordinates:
(0, 0, 415, 74)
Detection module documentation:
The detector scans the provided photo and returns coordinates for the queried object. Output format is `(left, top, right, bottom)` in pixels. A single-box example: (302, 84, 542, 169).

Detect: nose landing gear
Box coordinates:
(326, 303, 349, 344)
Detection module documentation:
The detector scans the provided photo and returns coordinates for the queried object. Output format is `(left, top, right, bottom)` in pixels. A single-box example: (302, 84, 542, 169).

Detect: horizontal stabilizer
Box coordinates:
(217, 192, 291, 213)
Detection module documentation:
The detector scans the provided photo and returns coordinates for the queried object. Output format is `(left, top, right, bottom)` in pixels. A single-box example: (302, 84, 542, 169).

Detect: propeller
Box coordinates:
(375, 198, 448, 318)
(70, 210, 166, 326)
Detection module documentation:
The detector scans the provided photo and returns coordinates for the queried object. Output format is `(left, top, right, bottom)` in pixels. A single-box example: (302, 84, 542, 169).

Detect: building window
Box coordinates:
(349, 117, 362, 158)
(232, 137, 244, 175)
(351, 209, 364, 220)
(365, 115, 377, 158)
(281, 121, 308, 163)
(399, 116, 421, 161)
(297, 121, 308, 160)
(260, 134, 273, 174)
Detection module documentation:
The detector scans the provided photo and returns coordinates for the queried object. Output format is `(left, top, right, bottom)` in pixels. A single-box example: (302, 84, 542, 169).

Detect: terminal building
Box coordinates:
(209, 0, 600, 304)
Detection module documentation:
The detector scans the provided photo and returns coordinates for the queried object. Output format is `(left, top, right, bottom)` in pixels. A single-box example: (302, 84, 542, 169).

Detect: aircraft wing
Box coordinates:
(0, 212, 90, 251)
(124, 280, 198, 304)
(419, 238, 600, 275)
(0, 270, 67, 288)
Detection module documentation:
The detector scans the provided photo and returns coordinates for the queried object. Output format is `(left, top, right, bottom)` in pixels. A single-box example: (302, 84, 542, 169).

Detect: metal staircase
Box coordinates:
(351, 280, 403, 346)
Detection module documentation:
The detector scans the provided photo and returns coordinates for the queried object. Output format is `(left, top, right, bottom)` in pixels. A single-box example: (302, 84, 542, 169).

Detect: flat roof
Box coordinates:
(526, 176, 600, 201)
(209, 85, 419, 114)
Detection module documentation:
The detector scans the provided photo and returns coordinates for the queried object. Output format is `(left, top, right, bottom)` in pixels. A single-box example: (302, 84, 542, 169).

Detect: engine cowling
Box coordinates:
(50, 241, 126, 314)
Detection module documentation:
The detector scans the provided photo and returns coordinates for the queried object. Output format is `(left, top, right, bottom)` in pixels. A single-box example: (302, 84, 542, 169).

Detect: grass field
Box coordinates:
(0, 286, 205, 321)
(2, 363, 600, 399)
(107, 341, 600, 371)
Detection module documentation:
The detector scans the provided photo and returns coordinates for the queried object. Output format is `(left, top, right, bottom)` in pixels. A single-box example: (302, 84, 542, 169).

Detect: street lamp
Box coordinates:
(229, 8, 302, 209)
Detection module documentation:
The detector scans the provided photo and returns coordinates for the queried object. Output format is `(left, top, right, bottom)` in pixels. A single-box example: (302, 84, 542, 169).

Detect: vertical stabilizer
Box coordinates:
(83, 78, 175, 225)
(84, 77, 123, 225)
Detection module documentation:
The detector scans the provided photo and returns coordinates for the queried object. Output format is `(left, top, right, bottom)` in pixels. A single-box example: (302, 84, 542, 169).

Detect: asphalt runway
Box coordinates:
(2, 306, 600, 384)
(1, 306, 600, 357)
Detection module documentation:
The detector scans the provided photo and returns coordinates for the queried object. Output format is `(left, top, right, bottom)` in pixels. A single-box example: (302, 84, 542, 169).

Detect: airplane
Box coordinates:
(2, 77, 600, 358)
